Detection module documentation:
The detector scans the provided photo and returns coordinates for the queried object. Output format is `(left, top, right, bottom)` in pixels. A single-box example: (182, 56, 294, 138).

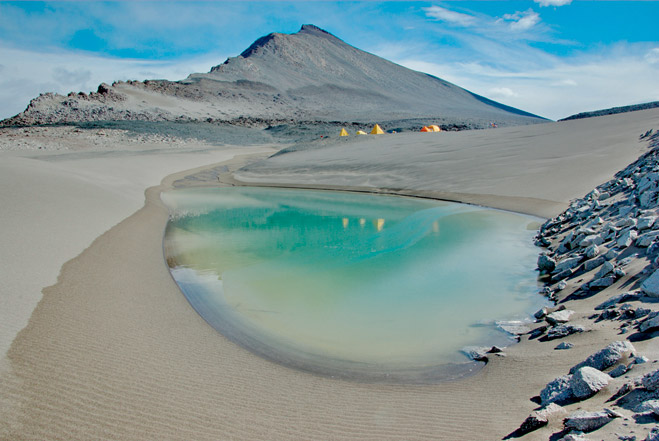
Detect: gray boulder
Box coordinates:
(616, 217, 637, 228)
(546, 310, 574, 325)
(640, 315, 659, 333)
(461, 346, 489, 362)
(597, 261, 616, 278)
(555, 342, 574, 350)
(634, 399, 659, 416)
(553, 256, 583, 274)
(547, 324, 586, 340)
(589, 276, 615, 289)
(646, 427, 659, 441)
(585, 244, 600, 258)
(563, 409, 621, 432)
(541, 374, 574, 405)
(584, 256, 606, 271)
(609, 364, 628, 378)
(569, 341, 635, 374)
(637, 216, 658, 230)
(642, 368, 659, 391)
(641, 269, 659, 297)
(570, 367, 611, 399)
(538, 254, 556, 272)
(581, 235, 604, 248)
(617, 230, 638, 248)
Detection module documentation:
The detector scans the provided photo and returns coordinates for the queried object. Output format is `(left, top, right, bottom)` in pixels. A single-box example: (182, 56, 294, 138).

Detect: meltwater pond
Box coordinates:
(163, 187, 544, 383)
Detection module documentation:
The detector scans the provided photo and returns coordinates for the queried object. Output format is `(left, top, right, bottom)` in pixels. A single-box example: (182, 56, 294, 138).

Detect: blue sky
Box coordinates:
(0, 1, 658, 120)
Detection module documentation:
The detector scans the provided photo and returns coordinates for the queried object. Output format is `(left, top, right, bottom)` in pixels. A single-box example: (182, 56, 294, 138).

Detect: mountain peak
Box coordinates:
(298, 24, 333, 36)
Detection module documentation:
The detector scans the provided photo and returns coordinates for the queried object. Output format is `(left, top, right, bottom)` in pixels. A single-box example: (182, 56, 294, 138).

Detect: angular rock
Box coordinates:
(547, 324, 585, 340)
(617, 230, 638, 248)
(589, 276, 615, 289)
(538, 254, 556, 272)
(546, 310, 574, 325)
(584, 244, 600, 258)
(557, 434, 590, 441)
(635, 400, 659, 416)
(616, 217, 637, 228)
(584, 256, 606, 272)
(556, 280, 568, 291)
(563, 409, 620, 432)
(581, 235, 604, 248)
(642, 368, 659, 391)
(595, 292, 641, 310)
(570, 341, 635, 374)
(570, 367, 612, 399)
(534, 307, 548, 319)
(555, 342, 574, 350)
(605, 249, 619, 260)
(641, 269, 659, 297)
(640, 191, 658, 209)
(609, 364, 628, 378)
(637, 216, 657, 230)
(541, 374, 574, 405)
(553, 256, 583, 274)
(646, 427, 659, 441)
(639, 315, 659, 333)
(553, 269, 575, 282)
(636, 231, 659, 247)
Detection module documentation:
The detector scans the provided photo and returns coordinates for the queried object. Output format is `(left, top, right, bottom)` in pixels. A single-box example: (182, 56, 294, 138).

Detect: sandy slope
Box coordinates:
(238, 108, 659, 218)
(1, 110, 658, 440)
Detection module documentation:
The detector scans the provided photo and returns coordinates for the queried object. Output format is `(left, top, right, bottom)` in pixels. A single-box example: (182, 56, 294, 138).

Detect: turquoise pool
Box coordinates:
(163, 187, 544, 382)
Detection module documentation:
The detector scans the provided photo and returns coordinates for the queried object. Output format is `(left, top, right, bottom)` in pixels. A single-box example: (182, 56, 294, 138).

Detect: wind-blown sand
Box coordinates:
(1, 109, 658, 440)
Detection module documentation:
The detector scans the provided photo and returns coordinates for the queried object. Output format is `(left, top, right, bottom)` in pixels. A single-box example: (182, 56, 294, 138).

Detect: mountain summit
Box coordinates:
(3, 25, 545, 128)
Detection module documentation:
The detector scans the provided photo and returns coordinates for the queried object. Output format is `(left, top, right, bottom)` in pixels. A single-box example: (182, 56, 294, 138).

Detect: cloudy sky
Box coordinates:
(0, 1, 658, 121)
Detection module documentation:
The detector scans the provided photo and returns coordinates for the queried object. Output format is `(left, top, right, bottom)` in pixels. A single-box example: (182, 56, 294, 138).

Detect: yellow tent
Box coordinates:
(356, 130, 367, 135)
(339, 128, 349, 137)
(370, 124, 384, 135)
(429, 125, 441, 132)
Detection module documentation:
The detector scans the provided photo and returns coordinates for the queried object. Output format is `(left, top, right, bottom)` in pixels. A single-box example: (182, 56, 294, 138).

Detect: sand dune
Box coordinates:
(1, 109, 659, 440)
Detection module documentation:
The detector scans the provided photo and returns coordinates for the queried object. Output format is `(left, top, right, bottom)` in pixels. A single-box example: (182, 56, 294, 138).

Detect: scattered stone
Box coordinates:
(557, 280, 568, 291)
(585, 244, 600, 258)
(634, 399, 659, 416)
(570, 341, 635, 374)
(547, 310, 575, 325)
(538, 254, 556, 272)
(570, 367, 612, 399)
(634, 356, 649, 365)
(556, 342, 574, 350)
(641, 270, 659, 297)
(563, 409, 620, 432)
(642, 368, 659, 391)
(554, 256, 583, 274)
(645, 426, 659, 441)
(616, 217, 638, 228)
(584, 256, 606, 271)
(541, 374, 574, 405)
(547, 324, 586, 340)
(605, 249, 619, 260)
(581, 235, 604, 247)
(638, 216, 658, 230)
(610, 364, 628, 378)
(534, 307, 548, 320)
(595, 292, 642, 310)
(614, 267, 626, 278)
(640, 315, 659, 333)
(596, 261, 615, 278)
(558, 433, 590, 441)
(634, 308, 651, 319)
(589, 276, 615, 289)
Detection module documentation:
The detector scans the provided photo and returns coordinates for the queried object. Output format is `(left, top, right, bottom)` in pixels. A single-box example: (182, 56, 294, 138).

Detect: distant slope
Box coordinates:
(2, 24, 546, 129)
(560, 101, 659, 121)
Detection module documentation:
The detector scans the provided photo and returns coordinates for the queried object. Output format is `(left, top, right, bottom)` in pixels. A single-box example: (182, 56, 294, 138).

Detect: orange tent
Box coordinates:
(420, 126, 432, 132)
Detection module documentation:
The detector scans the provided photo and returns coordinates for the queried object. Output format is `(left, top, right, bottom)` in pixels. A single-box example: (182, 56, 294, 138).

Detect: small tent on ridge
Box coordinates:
(370, 124, 384, 135)
(420, 126, 432, 132)
(339, 128, 349, 137)
(356, 130, 367, 135)
(429, 125, 441, 132)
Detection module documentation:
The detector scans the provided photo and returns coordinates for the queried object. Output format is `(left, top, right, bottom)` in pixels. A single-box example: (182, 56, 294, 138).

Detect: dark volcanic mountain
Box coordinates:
(2, 25, 546, 128)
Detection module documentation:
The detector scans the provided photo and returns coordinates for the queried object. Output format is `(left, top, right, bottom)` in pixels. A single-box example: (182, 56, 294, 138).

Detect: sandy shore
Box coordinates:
(1, 110, 658, 440)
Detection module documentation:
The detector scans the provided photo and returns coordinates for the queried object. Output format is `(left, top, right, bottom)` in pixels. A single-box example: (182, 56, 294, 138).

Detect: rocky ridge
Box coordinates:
(506, 130, 659, 440)
(1, 25, 545, 129)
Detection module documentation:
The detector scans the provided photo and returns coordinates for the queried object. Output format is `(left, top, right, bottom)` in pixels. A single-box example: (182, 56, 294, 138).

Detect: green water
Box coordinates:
(163, 187, 544, 382)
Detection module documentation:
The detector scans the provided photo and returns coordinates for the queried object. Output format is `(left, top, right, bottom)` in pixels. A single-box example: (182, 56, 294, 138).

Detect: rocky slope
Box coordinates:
(1, 25, 545, 129)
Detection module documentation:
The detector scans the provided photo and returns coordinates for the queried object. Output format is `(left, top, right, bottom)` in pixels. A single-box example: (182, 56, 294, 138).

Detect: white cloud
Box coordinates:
(488, 87, 519, 99)
(645, 48, 659, 64)
(0, 45, 224, 120)
(396, 48, 659, 120)
(534, 0, 572, 7)
(423, 5, 476, 27)
(500, 9, 541, 32)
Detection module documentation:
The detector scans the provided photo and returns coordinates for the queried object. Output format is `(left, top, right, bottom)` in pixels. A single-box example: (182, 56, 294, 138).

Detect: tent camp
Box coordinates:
(356, 130, 367, 135)
(429, 125, 441, 132)
(370, 124, 384, 135)
(339, 128, 349, 136)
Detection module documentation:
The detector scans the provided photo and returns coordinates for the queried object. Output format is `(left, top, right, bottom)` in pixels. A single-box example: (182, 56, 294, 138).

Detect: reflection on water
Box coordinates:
(163, 187, 544, 383)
